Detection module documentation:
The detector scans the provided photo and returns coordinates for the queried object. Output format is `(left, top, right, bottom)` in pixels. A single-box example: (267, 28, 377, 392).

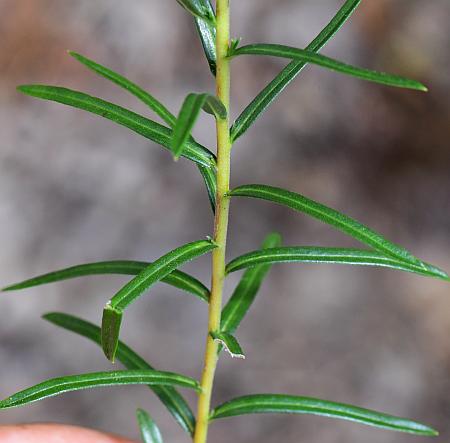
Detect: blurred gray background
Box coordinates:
(1, 1, 449, 442)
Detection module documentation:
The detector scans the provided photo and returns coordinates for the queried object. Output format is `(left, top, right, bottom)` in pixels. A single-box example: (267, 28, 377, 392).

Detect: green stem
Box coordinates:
(193, 1, 231, 442)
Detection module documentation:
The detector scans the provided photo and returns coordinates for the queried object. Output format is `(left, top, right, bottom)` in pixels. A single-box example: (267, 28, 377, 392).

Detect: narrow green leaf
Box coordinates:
(198, 164, 217, 213)
(69, 51, 216, 212)
(231, 0, 363, 142)
(137, 409, 163, 443)
(194, 0, 217, 76)
(101, 304, 123, 362)
(69, 51, 176, 127)
(172, 93, 225, 160)
(0, 370, 200, 410)
(230, 44, 427, 92)
(17, 85, 216, 169)
(172, 94, 207, 160)
(102, 239, 217, 361)
(176, 0, 214, 24)
(226, 247, 448, 280)
(108, 240, 216, 312)
(221, 233, 282, 334)
(210, 394, 438, 436)
(211, 331, 245, 359)
(43, 312, 195, 436)
(229, 185, 427, 268)
(2, 260, 209, 302)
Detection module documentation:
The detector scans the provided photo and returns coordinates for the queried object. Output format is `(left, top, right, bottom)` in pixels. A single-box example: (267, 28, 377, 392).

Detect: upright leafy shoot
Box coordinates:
(3, 1, 446, 443)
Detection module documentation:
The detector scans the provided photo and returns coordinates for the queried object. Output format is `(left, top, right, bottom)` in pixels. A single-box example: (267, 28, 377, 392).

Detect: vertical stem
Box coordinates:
(194, 1, 231, 443)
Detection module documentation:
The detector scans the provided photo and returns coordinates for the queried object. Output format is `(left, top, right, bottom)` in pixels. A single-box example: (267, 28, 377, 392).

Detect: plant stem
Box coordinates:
(193, 1, 231, 442)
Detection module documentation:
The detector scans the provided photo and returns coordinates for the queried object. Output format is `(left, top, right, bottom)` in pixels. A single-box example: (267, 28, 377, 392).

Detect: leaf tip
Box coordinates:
(41, 312, 58, 323)
(101, 303, 123, 363)
(16, 84, 40, 98)
(416, 423, 439, 437)
(264, 232, 282, 248)
(16, 85, 29, 94)
(423, 262, 449, 281)
(1, 284, 15, 292)
(0, 399, 10, 410)
(67, 50, 81, 60)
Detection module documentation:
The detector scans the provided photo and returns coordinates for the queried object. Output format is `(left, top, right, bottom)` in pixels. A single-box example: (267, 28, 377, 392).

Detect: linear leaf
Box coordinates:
(172, 93, 225, 159)
(102, 239, 217, 361)
(69, 52, 216, 212)
(176, 0, 214, 23)
(0, 370, 200, 410)
(229, 185, 427, 269)
(2, 260, 209, 302)
(198, 164, 217, 213)
(230, 44, 427, 91)
(221, 233, 281, 334)
(137, 409, 163, 443)
(210, 394, 438, 436)
(172, 93, 206, 159)
(211, 331, 245, 359)
(43, 312, 195, 436)
(107, 240, 216, 311)
(194, 0, 217, 76)
(69, 51, 176, 127)
(17, 85, 216, 168)
(230, 0, 362, 142)
(226, 247, 448, 280)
